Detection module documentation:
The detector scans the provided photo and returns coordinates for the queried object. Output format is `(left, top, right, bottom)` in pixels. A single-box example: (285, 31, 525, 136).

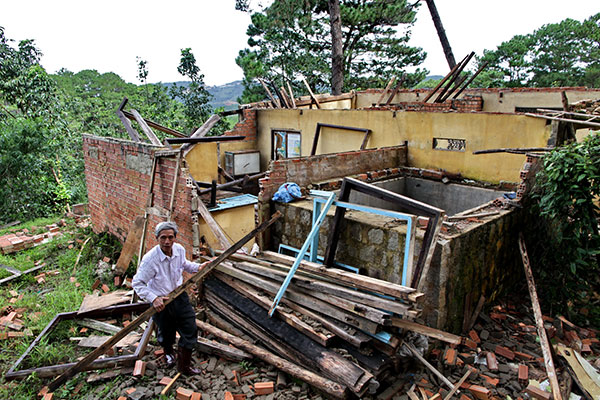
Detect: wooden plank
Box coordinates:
(76, 333, 141, 348)
(232, 260, 416, 317)
(391, 317, 461, 345)
(519, 233, 562, 400)
(116, 98, 140, 142)
(47, 211, 281, 392)
(216, 263, 381, 334)
(406, 343, 456, 392)
(196, 336, 251, 361)
(556, 344, 600, 399)
(258, 78, 281, 108)
(78, 319, 122, 335)
(181, 114, 222, 157)
(443, 369, 471, 400)
(261, 251, 419, 301)
(287, 82, 296, 108)
(205, 278, 373, 396)
(130, 109, 161, 146)
(214, 271, 335, 346)
(302, 77, 321, 109)
(196, 320, 347, 399)
(114, 216, 145, 275)
(376, 77, 396, 105)
(196, 198, 232, 250)
(122, 110, 185, 138)
(77, 291, 132, 314)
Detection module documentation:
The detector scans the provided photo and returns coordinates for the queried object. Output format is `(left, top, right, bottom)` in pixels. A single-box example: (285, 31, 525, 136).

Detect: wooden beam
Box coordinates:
(116, 98, 140, 142)
(260, 251, 419, 301)
(443, 369, 471, 400)
(196, 319, 348, 399)
(391, 318, 461, 345)
(287, 82, 297, 108)
(196, 336, 251, 361)
(181, 114, 222, 157)
(195, 196, 233, 250)
(473, 147, 553, 155)
(302, 77, 321, 109)
(47, 211, 281, 391)
(130, 109, 161, 146)
(205, 278, 373, 396)
(122, 110, 186, 138)
(376, 77, 396, 105)
(258, 78, 281, 108)
(214, 271, 335, 347)
(406, 343, 456, 392)
(519, 233, 562, 400)
(525, 113, 600, 129)
(114, 216, 145, 275)
(215, 262, 381, 334)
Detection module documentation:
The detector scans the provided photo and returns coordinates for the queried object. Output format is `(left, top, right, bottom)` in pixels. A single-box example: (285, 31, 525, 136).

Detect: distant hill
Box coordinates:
(162, 80, 244, 111)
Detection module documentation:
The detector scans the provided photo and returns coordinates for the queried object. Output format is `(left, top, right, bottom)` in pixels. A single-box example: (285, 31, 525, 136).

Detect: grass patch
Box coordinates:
(0, 216, 126, 398)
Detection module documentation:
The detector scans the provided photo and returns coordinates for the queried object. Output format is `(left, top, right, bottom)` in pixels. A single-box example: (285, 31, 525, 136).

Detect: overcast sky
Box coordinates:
(2, 1, 598, 86)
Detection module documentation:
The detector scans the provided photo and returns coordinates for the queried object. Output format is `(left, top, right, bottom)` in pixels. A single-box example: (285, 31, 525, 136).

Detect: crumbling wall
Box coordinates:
(421, 208, 523, 332)
(82, 134, 195, 254)
(258, 145, 407, 202)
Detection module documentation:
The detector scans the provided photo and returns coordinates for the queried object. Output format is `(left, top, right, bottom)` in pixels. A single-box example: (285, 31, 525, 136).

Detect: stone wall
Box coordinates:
(82, 134, 195, 254)
(270, 195, 522, 332)
(271, 200, 422, 285)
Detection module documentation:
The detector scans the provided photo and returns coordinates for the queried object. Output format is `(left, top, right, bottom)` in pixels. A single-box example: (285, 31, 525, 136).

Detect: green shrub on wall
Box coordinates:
(531, 131, 600, 325)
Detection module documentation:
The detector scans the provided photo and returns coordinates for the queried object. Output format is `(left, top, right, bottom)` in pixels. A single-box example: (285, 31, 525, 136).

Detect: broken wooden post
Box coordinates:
(519, 233, 562, 400)
(131, 109, 161, 146)
(47, 211, 282, 392)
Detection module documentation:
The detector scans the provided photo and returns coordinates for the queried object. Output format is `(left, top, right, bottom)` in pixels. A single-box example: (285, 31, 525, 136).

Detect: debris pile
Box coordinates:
(571, 99, 600, 115)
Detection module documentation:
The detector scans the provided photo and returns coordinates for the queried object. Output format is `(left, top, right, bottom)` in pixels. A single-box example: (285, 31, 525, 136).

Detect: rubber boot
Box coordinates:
(164, 344, 176, 368)
(177, 347, 200, 375)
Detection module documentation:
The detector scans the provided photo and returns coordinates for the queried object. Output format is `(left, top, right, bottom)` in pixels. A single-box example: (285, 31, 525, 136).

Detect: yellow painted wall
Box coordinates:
(198, 204, 256, 250)
(256, 109, 551, 183)
(184, 142, 219, 182)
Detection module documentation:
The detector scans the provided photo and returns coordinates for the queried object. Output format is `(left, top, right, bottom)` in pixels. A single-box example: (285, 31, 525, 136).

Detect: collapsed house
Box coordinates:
(76, 86, 600, 397)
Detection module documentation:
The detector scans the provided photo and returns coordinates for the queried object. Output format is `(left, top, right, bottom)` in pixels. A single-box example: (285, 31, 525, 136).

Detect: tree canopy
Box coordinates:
(0, 28, 221, 223)
(473, 13, 600, 88)
(235, 0, 427, 103)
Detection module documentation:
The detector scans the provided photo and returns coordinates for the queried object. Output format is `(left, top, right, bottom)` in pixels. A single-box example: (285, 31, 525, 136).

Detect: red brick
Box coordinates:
(518, 364, 529, 383)
(176, 387, 194, 400)
(525, 385, 551, 400)
(190, 393, 202, 400)
(486, 352, 498, 371)
(133, 360, 146, 376)
(253, 382, 274, 395)
(469, 330, 481, 344)
(444, 348, 457, 366)
(495, 345, 515, 360)
(467, 384, 491, 400)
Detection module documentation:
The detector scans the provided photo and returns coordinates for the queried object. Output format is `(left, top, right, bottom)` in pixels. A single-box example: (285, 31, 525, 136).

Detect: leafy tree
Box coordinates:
(473, 13, 600, 88)
(169, 48, 213, 133)
(0, 27, 59, 119)
(235, 0, 427, 103)
(529, 132, 600, 324)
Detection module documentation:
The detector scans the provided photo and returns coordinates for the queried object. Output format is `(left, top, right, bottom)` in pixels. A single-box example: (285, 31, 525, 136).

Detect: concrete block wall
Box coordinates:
(82, 134, 195, 255)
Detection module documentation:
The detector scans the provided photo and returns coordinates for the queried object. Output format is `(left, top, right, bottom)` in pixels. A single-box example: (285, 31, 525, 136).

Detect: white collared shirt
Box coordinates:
(132, 243, 200, 303)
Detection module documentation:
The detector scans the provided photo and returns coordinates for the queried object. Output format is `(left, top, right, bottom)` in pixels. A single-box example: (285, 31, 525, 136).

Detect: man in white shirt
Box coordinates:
(132, 221, 206, 375)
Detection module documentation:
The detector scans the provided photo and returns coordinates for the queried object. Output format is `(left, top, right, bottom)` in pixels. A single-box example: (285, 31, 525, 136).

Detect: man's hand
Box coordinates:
(152, 296, 169, 312)
(198, 261, 210, 272)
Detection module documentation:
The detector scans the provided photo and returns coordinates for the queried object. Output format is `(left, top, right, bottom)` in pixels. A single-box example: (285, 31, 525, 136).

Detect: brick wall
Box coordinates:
(223, 109, 257, 141)
(258, 145, 408, 202)
(82, 134, 195, 255)
(368, 95, 483, 113)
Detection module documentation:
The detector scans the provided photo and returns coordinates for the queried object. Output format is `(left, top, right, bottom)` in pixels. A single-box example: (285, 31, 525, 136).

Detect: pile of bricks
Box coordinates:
(0, 224, 62, 255)
(0, 294, 35, 341)
(410, 301, 599, 400)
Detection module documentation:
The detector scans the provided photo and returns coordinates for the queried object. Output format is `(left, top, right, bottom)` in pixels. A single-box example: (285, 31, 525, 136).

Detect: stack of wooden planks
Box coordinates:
(203, 250, 424, 398)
